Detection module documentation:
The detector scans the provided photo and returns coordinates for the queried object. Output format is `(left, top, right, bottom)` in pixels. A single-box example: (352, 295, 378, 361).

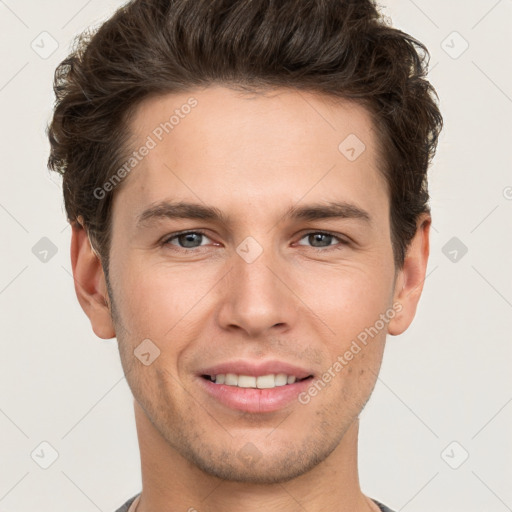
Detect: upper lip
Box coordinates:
(198, 360, 313, 380)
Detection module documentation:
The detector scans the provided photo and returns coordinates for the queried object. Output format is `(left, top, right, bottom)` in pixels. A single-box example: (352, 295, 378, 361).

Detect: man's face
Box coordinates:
(107, 86, 398, 483)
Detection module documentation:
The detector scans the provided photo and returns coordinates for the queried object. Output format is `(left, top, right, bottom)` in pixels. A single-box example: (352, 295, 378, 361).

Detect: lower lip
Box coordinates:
(198, 377, 313, 413)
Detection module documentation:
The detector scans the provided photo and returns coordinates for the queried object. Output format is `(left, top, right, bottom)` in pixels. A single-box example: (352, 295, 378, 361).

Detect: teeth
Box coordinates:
(238, 375, 257, 388)
(225, 373, 238, 386)
(212, 373, 304, 388)
(275, 373, 288, 386)
(257, 374, 278, 388)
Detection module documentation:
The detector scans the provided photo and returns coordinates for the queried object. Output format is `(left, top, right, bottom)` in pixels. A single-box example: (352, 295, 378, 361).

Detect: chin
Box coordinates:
(178, 439, 337, 485)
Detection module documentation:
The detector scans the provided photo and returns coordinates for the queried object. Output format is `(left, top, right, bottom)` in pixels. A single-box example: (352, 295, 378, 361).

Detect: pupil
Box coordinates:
(311, 233, 331, 247)
(180, 233, 201, 247)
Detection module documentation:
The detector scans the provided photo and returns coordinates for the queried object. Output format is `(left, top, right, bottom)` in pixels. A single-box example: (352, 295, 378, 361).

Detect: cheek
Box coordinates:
(114, 260, 219, 347)
(303, 263, 393, 337)
(300, 262, 393, 399)
(110, 238, 216, 361)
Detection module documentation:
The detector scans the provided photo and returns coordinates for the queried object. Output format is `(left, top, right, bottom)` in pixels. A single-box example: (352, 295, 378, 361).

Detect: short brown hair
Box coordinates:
(48, 0, 443, 275)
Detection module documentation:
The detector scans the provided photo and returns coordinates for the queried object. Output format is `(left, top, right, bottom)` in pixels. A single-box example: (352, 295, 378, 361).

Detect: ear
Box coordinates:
(70, 221, 116, 339)
(387, 213, 431, 336)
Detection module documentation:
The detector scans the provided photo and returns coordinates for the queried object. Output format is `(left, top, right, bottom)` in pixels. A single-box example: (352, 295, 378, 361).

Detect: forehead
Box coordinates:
(113, 86, 387, 223)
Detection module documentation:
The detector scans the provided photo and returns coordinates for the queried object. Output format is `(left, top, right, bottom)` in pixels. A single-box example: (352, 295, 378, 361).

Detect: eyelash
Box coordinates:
(161, 230, 350, 253)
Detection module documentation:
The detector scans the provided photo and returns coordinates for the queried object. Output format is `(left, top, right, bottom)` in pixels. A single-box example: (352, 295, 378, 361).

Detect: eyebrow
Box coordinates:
(136, 200, 371, 228)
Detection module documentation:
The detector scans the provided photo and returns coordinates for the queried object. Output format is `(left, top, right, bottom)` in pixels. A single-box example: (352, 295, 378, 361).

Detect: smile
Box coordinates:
(202, 373, 311, 388)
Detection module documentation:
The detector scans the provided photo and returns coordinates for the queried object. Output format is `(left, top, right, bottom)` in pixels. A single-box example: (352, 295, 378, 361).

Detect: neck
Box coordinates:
(133, 400, 377, 512)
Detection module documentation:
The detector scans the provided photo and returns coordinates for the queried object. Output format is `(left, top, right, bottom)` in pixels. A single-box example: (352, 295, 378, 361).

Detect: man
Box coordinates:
(48, 0, 442, 510)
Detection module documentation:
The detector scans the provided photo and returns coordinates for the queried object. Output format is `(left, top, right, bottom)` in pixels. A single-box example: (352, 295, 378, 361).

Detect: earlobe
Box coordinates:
(70, 220, 116, 339)
(387, 213, 431, 336)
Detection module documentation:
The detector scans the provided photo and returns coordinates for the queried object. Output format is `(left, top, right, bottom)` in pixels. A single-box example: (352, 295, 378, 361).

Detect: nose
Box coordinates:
(216, 243, 298, 338)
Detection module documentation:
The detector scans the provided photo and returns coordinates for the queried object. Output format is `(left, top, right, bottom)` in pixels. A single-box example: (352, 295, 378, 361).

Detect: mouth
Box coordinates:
(196, 361, 315, 413)
(198, 374, 314, 413)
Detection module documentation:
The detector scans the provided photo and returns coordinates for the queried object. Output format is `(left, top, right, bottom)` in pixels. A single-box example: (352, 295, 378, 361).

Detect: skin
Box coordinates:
(71, 86, 430, 512)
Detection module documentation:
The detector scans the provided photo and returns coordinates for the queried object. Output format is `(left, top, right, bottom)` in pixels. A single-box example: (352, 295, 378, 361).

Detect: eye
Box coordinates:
(296, 231, 349, 251)
(162, 230, 213, 250)
(160, 230, 350, 253)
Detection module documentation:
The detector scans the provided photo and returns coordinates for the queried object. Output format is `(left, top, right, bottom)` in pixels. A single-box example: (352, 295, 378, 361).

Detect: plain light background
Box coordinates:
(0, 1, 511, 511)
